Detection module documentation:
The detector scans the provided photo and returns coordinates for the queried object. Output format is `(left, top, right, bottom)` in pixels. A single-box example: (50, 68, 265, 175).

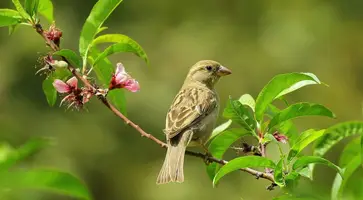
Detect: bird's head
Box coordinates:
(186, 60, 232, 87)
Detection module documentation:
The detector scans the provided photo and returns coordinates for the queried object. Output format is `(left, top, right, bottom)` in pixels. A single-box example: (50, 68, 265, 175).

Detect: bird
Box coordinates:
(156, 60, 232, 184)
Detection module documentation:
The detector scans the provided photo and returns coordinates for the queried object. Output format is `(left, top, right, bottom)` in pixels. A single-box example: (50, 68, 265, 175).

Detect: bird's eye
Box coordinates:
(205, 66, 212, 71)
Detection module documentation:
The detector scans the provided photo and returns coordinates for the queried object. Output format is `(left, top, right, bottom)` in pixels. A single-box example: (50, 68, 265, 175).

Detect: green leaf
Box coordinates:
(24, 0, 39, 17)
(213, 156, 276, 186)
(79, 0, 123, 67)
(107, 89, 127, 115)
(0, 169, 91, 200)
(0, 143, 14, 163)
(38, 0, 53, 23)
(284, 171, 300, 190)
(339, 137, 360, 167)
(268, 103, 335, 129)
(54, 49, 82, 68)
(8, 23, 20, 35)
(42, 76, 57, 106)
(281, 121, 299, 146)
(88, 47, 114, 85)
(0, 138, 50, 170)
(275, 73, 321, 98)
(96, 26, 108, 35)
(223, 98, 256, 132)
(288, 129, 326, 161)
(238, 94, 255, 112)
(92, 42, 145, 67)
(331, 155, 361, 200)
(11, 0, 31, 20)
(0, 9, 22, 27)
(266, 104, 299, 145)
(313, 121, 363, 157)
(255, 72, 321, 121)
(274, 158, 285, 187)
(91, 34, 148, 65)
(263, 133, 278, 144)
(296, 167, 313, 180)
(208, 120, 232, 142)
(206, 129, 250, 180)
(292, 156, 342, 178)
(53, 68, 72, 80)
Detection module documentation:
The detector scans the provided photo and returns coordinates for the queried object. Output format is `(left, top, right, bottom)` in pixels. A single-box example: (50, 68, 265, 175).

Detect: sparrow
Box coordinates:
(156, 60, 232, 184)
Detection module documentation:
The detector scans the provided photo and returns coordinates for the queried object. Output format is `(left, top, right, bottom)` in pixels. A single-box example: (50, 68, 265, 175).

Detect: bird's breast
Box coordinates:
(189, 105, 219, 146)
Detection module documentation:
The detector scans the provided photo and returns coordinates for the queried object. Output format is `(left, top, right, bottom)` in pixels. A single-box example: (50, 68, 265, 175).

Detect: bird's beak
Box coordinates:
(217, 66, 232, 76)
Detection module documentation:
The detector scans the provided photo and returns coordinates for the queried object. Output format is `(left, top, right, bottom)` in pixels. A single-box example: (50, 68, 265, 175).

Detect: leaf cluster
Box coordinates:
(206, 73, 362, 199)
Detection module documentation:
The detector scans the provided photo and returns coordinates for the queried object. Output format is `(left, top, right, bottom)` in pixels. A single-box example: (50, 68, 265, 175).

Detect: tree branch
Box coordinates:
(33, 23, 275, 185)
(259, 131, 273, 174)
(185, 151, 275, 182)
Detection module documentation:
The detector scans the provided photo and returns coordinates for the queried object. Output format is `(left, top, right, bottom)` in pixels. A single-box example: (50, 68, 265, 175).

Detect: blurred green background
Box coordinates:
(1, 0, 363, 199)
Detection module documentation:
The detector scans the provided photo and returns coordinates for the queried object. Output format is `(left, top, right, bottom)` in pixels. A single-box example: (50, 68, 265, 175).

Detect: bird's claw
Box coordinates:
(266, 183, 278, 191)
(203, 152, 212, 165)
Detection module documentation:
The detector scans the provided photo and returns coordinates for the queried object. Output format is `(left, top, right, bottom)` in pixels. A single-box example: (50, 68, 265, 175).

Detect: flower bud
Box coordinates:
(51, 60, 68, 69)
(273, 132, 288, 144)
(44, 24, 62, 46)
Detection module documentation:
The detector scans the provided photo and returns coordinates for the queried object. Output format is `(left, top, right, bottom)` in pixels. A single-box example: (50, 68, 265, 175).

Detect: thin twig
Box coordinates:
(185, 151, 275, 182)
(98, 96, 167, 148)
(33, 23, 275, 184)
(259, 132, 273, 174)
(231, 142, 262, 156)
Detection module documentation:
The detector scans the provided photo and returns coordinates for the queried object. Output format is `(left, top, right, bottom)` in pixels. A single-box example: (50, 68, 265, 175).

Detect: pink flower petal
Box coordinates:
(273, 132, 288, 144)
(124, 79, 140, 92)
(45, 55, 55, 65)
(115, 63, 128, 84)
(66, 76, 78, 89)
(110, 62, 140, 91)
(53, 79, 70, 93)
(115, 63, 126, 75)
(115, 72, 128, 84)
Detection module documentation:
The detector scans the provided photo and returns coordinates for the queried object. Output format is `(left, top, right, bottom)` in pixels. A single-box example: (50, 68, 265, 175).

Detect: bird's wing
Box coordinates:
(164, 87, 217, 139)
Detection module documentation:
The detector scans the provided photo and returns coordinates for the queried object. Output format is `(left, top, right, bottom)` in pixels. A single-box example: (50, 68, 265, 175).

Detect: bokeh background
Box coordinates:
(0, 0, 363, 199)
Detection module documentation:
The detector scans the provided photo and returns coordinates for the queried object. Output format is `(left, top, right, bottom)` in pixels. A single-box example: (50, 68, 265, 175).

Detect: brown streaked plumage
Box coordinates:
(156, 60, 232, 184)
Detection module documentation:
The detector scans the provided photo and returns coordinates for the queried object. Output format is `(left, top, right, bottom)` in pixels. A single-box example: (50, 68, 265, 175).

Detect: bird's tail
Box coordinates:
(156, 131, 192, 184)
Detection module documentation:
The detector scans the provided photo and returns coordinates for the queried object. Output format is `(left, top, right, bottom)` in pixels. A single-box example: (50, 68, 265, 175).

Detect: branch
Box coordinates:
(231, 142, 262, 156)
(98, 96, 167, 148)
(33, 23, 275, 185)
(259, 131, 273, 174)
(185, 151, 275, 182)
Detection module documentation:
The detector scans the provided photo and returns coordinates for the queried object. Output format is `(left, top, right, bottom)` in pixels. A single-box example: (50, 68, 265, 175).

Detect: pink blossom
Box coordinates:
(44, 24, 62, 46)
(66, 77, 78, 89)
(273, 132, 288, 144)
(53, 79, 70, 93)
(109, 62, 140, 92)
(44, 55, 55, 65)
(81, 89, 93, 104)
(52, 76, 92, 109)
(115, 63, 128, 83)
(123, 79, 140, 92)
(53, 77, 78, 93)
(35, 55, 55, 75)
